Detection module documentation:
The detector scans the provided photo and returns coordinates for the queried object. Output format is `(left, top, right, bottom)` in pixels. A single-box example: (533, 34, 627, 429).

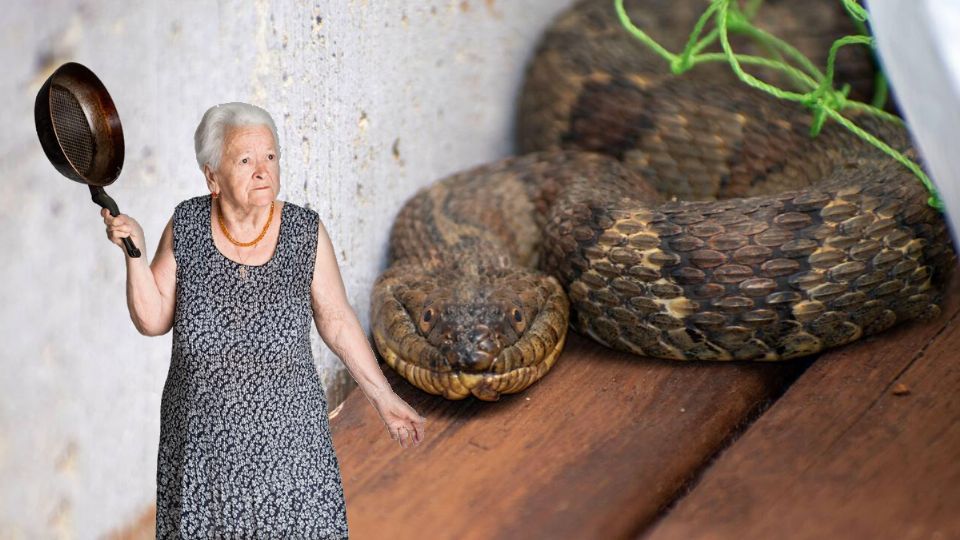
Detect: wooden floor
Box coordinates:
(330, 279, 960, 540)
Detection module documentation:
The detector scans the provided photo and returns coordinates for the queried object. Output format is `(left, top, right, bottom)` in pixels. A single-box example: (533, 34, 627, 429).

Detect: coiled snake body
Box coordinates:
(371, 0, 956, 401)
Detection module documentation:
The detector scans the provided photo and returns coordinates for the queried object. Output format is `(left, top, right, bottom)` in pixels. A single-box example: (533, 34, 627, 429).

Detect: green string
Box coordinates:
(613, 0, 944, 211)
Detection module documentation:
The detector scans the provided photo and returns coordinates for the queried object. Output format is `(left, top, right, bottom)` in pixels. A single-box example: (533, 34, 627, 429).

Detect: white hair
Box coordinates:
(194, 102, 281, 171)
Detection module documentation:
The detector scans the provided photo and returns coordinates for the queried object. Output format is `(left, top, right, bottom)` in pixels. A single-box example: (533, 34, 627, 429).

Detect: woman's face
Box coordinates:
(206, 124, 280, 207)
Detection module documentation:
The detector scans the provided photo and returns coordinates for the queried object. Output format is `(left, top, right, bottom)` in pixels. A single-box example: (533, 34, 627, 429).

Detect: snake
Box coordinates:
(370, 0, 957, 401)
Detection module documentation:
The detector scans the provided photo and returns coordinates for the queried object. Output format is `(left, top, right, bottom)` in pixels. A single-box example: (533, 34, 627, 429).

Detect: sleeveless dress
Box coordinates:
(157, 194, 349, 538)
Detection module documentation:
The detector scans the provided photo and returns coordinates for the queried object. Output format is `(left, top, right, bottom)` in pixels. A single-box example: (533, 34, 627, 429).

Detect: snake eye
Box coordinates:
(419, 308, 435, 334)
(511, 307, 526, 333)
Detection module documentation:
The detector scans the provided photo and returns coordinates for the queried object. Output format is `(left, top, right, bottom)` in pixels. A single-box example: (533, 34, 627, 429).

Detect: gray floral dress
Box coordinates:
(157, 194, 349, 538)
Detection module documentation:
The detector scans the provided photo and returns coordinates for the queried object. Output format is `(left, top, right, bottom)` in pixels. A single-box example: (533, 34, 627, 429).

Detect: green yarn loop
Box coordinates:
(842, 0, 869, 22)
(613, 0, 944, 211)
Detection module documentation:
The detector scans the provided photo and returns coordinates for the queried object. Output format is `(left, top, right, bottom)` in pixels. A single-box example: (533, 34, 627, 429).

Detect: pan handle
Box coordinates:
(89, 186, 142, 258)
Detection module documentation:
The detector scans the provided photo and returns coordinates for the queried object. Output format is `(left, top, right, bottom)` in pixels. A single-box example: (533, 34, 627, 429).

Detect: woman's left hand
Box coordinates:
(368, 388, 426, 449)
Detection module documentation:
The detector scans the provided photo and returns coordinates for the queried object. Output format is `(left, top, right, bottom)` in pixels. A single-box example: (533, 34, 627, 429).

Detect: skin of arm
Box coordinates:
(310, 217, 392, 403)
(102, 209, 177, 337)
(300, 215, 427, 448)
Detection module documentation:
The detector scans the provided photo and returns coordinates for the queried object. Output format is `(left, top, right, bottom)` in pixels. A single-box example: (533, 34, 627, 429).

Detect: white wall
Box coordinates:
(870, 0, 960, 244)
(0, 0, 574, 536)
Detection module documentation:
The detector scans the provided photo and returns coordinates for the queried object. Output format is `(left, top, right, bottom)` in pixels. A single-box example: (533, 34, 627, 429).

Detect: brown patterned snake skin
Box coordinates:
(370, 0, 957, 401)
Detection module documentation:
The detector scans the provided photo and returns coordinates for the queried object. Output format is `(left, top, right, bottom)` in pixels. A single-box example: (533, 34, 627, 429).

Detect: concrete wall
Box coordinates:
(0, 0, 574, 536)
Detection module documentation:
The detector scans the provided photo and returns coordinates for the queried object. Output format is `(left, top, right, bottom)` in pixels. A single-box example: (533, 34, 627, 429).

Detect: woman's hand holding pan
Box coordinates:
(101, 207, 145, 257)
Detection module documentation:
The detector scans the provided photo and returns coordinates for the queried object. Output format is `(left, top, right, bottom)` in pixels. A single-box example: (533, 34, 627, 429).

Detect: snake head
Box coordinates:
(371, 263, 569, 401)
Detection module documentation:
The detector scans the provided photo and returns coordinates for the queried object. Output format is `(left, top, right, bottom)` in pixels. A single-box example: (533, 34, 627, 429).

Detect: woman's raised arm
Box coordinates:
(102, 209, 177, 336)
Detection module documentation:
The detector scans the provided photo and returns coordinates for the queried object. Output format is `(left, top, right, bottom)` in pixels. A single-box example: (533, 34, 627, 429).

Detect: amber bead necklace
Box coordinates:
(217, 198, 275, 248)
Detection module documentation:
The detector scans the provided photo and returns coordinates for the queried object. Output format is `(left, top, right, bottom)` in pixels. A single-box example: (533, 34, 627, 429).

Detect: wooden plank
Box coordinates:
(329, 333, 804, 540)
(646, 281, 960, 540)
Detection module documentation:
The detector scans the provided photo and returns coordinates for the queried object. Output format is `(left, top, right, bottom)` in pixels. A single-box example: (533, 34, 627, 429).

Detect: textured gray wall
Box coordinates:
(0, 0, 574, 535)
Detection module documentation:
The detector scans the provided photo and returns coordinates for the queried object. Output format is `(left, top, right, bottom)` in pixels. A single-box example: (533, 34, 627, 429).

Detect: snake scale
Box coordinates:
(370, 0, 957, 401)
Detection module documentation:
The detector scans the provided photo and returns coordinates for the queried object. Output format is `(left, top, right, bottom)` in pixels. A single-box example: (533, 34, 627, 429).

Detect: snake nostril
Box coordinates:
(477, 338, 498, 354)
(439, 327, 502, 372)
(443, 346, 496, 372)
(458, 328, 501, 372)
(467, 327, 501, 355)
(464, 350, 495, 372)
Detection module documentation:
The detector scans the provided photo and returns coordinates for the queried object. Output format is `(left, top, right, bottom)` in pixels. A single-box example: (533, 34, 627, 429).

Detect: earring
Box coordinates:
(212, 191, 219, 199)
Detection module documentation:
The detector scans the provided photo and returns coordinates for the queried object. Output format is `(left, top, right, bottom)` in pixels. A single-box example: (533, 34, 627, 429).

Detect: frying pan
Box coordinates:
(34, 62, 141, 258)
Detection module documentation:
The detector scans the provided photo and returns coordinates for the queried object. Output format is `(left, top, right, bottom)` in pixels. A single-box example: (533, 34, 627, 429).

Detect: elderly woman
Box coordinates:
(100, 102, 425, 537)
